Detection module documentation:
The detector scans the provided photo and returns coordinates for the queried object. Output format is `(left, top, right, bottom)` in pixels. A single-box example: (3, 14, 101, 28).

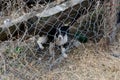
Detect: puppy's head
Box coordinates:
(55, 34, 63, 46)
(54, 26, 69, 46)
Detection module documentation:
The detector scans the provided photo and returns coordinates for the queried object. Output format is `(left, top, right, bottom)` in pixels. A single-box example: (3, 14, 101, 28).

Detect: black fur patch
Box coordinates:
(117, 11, 120, 24)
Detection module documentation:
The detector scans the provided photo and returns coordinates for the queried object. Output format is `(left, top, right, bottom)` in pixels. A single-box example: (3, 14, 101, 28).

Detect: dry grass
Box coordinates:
(0, 35, 120, 80)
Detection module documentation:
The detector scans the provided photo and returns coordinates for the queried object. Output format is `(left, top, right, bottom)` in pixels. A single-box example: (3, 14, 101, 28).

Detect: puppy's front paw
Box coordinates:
(61, 46, 67, 58)
(37, 42, 44, 50)
(62, 53, 68, 58)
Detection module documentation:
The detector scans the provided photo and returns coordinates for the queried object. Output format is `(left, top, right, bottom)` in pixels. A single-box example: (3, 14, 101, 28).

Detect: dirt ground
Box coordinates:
(0, 34, 120, 80)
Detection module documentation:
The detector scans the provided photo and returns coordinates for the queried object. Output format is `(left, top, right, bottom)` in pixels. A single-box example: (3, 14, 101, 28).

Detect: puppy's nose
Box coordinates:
(58, 35, 63, 40)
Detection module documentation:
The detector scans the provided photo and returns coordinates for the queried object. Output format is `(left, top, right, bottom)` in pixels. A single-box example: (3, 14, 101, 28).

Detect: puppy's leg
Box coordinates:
(61, 46, 67, 58)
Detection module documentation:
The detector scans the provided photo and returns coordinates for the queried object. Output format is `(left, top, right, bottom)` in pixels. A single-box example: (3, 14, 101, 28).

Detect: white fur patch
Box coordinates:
(61, 46, 67, 58)
(55, 34, 68, 46)
(37, 35, 48, 50)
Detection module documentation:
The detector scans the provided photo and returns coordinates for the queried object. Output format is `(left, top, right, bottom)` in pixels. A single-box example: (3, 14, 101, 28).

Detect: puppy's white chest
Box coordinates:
(63, 34, 68, 44)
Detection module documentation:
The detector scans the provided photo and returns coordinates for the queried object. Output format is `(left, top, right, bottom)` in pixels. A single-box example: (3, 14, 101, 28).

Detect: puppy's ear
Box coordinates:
(55, 28, 61, 37)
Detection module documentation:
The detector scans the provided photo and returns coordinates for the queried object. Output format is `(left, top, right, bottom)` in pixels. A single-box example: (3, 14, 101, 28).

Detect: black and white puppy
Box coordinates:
(37, 25, 69, 57)
(49, 25, 69, 58)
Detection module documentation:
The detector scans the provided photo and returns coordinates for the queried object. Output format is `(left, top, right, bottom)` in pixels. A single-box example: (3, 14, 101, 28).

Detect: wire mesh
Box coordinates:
(0, 0, 120, 79)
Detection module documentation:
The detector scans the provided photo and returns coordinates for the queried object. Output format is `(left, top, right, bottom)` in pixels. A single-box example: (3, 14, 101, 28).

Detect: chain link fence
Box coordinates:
(0, 0, 120, 79)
